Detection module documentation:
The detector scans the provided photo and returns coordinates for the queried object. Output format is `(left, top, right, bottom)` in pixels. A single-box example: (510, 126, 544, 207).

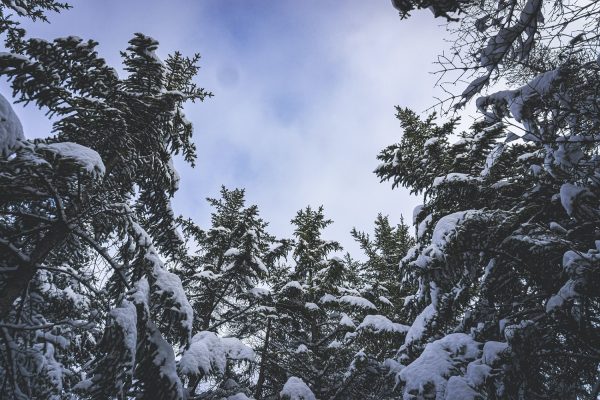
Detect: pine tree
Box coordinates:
(175, 187, 288, 398)
(0, 3, 212, 397)
(259, 207, 387, 400)
(351, 214, 415, 313)
(376, 107, 600, 399)
(0, 0, 70, 52)
(347, 215, 416, 398)
(381, 0, 600, 397)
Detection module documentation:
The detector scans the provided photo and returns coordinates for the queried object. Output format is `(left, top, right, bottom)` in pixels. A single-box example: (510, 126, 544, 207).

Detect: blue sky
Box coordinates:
(6, 0, 447, 257)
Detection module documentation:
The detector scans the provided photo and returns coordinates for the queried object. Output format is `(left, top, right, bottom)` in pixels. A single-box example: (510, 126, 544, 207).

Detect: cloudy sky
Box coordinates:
(8, 0, 449, 257)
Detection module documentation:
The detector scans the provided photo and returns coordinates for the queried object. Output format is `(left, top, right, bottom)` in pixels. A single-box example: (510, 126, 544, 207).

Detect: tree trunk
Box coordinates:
(0, 221, 69, 319)
(254, 318, 271, 399)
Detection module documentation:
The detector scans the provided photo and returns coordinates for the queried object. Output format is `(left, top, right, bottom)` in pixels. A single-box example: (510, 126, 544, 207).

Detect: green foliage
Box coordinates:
(377, 109, 600, 398)
(0, 0, 70, 51)
(0, 4, 209, 397)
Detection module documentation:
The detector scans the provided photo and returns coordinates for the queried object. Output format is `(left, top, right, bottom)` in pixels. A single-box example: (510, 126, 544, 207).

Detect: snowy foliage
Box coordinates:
(398, 333, 481, 398)
(0, 92, 24, 156)
(378, 0, 600, 393)
(3, 0, 600, 398)
(179, 331, 255, 377)
(36, 142, 105, 177)
(357, 314, 409, 334)
(280, 377, 316, 400)
(0, 8, 210, 398)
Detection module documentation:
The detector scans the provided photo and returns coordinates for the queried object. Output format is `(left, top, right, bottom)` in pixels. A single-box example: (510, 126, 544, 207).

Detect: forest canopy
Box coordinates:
(0, 0, 599, 399)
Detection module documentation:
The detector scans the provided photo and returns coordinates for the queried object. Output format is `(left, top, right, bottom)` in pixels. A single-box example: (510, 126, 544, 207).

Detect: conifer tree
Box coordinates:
(351, 214, 415, 313)
(176, 187, 288, 398)
(376, 107, 600, 399)
(0, 3, 212, 397)
(381, 0, 600, 397)
(259, 207, 389, 399)
(346, 215, 416, 398)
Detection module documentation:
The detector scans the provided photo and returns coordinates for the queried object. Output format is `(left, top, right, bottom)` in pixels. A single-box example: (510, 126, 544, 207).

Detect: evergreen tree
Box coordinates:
(0, 3, 212, 397)
(351, 214, 415, 313)
(345, 215, 416, 398)
(381, 0, 600, 397)
(176, 187, 288, 398)
(376, 107, 599, 399)
(260, 207, 387, 400)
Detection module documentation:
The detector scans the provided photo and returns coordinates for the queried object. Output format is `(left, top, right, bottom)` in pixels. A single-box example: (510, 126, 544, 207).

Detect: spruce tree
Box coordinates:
(176, 187, 288, 398)
(261, 207, 387, 400)
(376, 107, 600, 398)
(381, 0, 600, 397)
(0, 3, 212, 397)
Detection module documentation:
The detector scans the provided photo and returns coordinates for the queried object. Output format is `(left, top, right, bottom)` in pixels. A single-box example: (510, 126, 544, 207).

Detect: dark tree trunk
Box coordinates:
(254, 318, 272, 399)
(0, 221, 69, 319)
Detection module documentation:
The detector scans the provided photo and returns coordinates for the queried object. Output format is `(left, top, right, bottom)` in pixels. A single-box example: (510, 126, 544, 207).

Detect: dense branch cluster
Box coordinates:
(0, 0, 599, 399)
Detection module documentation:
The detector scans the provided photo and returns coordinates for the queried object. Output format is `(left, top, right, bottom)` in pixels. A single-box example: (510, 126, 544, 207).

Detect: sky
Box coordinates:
(6, 0, 449, 257)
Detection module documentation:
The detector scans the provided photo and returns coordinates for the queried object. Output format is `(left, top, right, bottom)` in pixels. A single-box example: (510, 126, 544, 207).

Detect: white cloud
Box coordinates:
(6, 0, 449, 257)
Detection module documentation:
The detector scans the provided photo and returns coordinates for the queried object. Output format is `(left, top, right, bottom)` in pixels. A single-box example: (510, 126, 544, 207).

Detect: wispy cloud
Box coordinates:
(8, 0, 447, 256)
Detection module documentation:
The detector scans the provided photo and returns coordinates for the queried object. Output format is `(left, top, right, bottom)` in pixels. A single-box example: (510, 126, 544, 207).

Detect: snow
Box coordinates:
(195, 270, 222, 280)
(413, 210, 483, 269)
(129, 221, 194, 335)
(329, 255, 344, 263)
(424, 137, 440, 147)
(221, 337, 256, 361)
(433, 341, 506, 399)
(319, 294, 337, 304)
(339, 313, 356, 328)
(338, 295, 377, 310)
(166, 158, 180, 190)
(465, 360, 492, 387)
(404, 303, 436, 346)
(412, 204, 424, 225)
(504, 320, 533, 342)
(549, 221, 567, 234)
(378, 295, 393, 306)
(445, 376, 481, 400)
(253, 255, 269, 274)
(179, 332, 221, 376)
(43, 343, 65, 391)
(224, 248, 242, 257)
(547, 248, 600, 313)
(304, 302, 320, 311)
(417, 213, 432, 238)
(280, 377, 316, 400)
(109, 302, 137, 370)
(383, 358, 404, 375)
(0, 93, 24, 157)
(152, 264, 194, 335)
(477, 67, 560, 124)
(358, 315, 409, 334)
(432, 173, 479, 188)
(130, 278, 150, 312)
(559, 183, 588, 216)
(38, 332, 69, 349)
(147, 321, 184, 398)
(296, 344, 309, 353)
(179, 332, 255, 377)
(461, 75, 489, 102)
(481, 143, 505, 177)
(482, 341, 508, 365)
(281, 281, 303, 292)
(38, 142, 106, 176)
(398, 333, 481, 399)
(478, 0, 542, 72)
(248, 287, 270, 298)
